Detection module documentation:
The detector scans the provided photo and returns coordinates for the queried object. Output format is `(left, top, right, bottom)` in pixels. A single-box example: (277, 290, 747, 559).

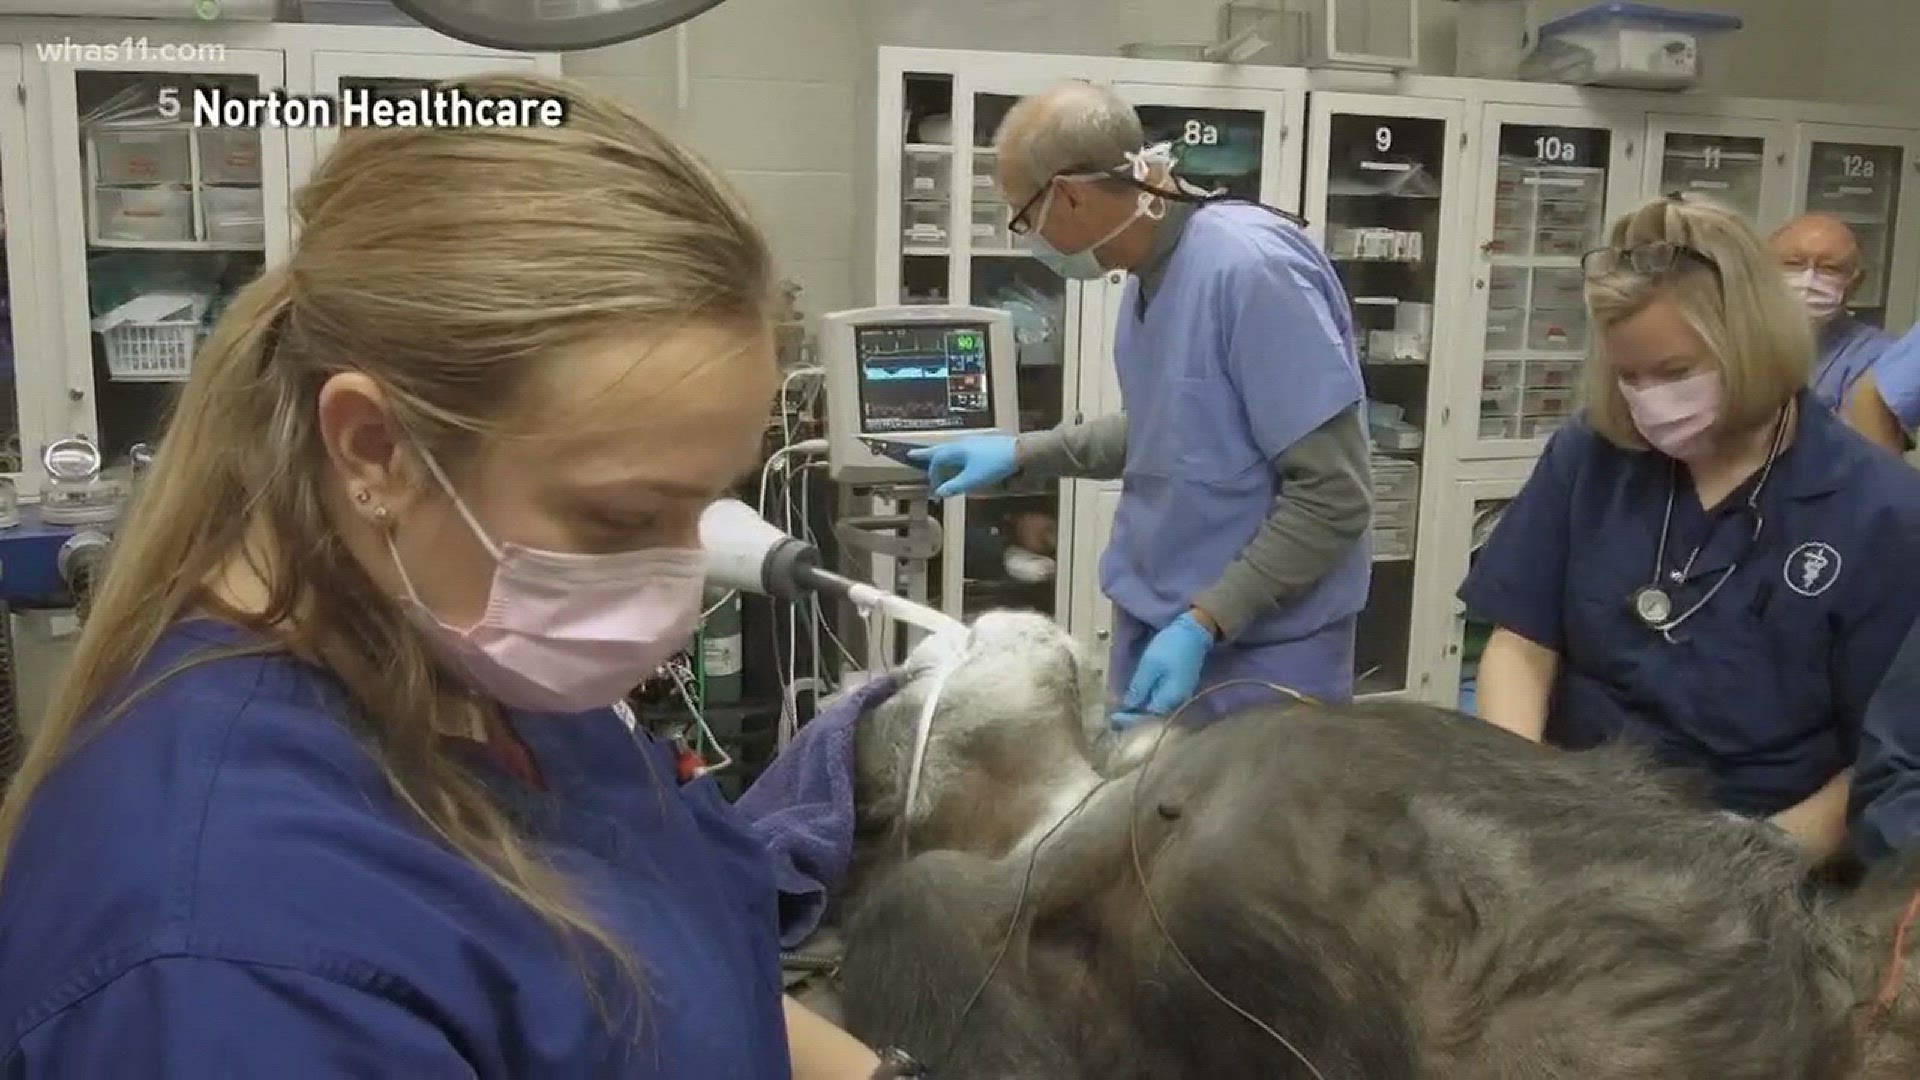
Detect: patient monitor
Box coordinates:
(822, 306, 1020, 485)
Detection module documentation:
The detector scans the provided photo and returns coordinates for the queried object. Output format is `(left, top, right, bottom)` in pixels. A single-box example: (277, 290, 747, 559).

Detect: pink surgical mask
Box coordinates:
(1783, 267, 1848, 324)
(390, 450, 707, 714)
(1618, 370, 1723, 462)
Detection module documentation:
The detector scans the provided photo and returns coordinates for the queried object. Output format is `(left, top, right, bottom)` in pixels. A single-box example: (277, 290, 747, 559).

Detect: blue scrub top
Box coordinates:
(1459, 394, 1920, 815)
(1101, 202, 1370, 647)
(1854, 618, 1920, 861)
(0, 621, 791, 1078)
(1810, 316, 1894, 413)
(1873, 320, 1920, 433)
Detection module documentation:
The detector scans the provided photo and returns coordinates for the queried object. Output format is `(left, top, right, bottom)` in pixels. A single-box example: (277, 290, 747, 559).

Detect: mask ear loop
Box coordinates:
(414, 445, 507, 561)
(1124, 142, 1176, 221)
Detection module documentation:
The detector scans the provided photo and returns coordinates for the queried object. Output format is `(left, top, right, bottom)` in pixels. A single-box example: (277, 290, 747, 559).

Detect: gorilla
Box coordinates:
(819, 611, 1920, 1079)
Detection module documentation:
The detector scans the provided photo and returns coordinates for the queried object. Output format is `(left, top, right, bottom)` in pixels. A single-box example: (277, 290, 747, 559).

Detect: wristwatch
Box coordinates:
(870, 1047, 929, 1078)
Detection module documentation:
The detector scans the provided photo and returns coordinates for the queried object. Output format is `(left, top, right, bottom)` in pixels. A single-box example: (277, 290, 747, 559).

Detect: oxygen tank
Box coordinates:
(701, 589, 743, 707)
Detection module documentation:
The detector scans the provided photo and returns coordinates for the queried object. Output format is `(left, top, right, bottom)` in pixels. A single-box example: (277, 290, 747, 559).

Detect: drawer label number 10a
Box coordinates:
(1534, 135, 1579, 164)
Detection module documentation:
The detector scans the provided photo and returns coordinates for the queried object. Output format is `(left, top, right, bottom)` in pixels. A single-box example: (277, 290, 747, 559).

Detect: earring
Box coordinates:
(352, 488, 371, 505)
(372, 505, 391, 525)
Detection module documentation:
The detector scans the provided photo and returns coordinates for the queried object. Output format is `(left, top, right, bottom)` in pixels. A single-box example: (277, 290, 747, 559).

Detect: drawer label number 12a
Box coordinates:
(1534, 135, 1579, 164)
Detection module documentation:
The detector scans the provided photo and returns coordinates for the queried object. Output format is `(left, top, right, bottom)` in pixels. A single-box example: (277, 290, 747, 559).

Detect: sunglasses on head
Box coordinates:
(1580, 240, 1724, 286)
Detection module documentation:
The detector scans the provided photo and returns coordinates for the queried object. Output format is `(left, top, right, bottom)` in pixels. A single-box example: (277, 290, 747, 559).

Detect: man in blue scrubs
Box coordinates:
(1846, 324, 1920, 453)
(912, 82, 1372, 723)
(1770, 213, 1892, 413)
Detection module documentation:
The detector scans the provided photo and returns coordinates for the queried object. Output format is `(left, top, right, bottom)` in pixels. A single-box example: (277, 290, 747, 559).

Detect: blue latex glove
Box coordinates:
(1119, 612, 1215, 721)
(908, 435, 1018, 499)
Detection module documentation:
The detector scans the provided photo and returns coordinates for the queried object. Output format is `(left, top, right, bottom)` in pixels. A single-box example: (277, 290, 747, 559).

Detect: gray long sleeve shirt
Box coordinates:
(1012, 202, 1374, 641)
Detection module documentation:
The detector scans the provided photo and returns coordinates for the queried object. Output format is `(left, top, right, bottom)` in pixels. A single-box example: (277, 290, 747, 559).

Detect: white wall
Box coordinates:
(1820, 0, 1918, 109)
(562, 0, 1878, 317)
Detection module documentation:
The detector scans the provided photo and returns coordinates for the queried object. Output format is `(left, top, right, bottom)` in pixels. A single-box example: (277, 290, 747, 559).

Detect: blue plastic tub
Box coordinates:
(1524, 3, 1743, 89)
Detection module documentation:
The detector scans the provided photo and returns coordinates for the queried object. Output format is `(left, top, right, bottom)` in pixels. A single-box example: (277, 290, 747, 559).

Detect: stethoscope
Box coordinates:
(1629, 400, 1793, 643)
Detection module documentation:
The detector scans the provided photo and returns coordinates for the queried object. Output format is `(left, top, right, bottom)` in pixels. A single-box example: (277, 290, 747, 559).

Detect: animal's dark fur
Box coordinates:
(830, 612, 1913, 1079)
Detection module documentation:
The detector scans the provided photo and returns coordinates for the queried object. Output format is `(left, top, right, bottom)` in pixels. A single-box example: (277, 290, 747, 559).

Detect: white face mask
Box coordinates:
(1783, 266, 1849, 324)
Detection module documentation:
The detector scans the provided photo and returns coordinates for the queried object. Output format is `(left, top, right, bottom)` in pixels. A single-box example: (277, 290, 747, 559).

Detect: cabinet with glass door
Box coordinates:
(1643, 115, 1791, 230)
(0, 44, 37, 500)
(1792, 126, 1920, 330)
(41, 53, 293, 497)
(1462, 106, 1634, 462)
(883, 72, 1079, 627)
(1305, 93, 1463, 698)
(1436, 474, 1529, 714)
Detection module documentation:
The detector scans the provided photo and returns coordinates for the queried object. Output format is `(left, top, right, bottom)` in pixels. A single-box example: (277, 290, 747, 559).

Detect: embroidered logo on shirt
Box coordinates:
(1783, 541, 1843, 598)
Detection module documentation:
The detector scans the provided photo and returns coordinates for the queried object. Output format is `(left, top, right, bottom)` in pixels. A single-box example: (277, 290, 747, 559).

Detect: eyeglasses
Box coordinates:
(1006, 181, 1054, 237)
(1581, 241, 1723, 285)
(1007, 165, 1105, 237)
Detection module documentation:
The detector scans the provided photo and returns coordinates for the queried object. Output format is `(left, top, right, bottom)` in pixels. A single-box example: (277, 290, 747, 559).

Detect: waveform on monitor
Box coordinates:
(863, 362, 950, 381)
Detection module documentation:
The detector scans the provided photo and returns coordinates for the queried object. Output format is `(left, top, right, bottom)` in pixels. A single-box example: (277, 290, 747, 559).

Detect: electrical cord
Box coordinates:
(934, 680, 1329, 1080)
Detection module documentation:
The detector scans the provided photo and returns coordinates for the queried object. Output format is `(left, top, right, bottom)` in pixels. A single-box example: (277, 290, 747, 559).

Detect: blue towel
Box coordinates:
(737, 675, 901, 948)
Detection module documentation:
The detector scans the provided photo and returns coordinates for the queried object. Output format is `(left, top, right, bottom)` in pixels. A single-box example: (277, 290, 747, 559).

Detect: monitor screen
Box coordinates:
(854, 322, 995, 434)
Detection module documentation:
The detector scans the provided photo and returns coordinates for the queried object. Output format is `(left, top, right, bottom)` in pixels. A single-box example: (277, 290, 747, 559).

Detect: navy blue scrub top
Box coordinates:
(0, 621, 792, 1078)
(1459, 394, 1920, 815)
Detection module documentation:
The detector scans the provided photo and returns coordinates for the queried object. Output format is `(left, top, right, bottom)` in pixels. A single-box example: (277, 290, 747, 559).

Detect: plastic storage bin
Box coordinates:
(1484, 307, 1526, 351)
(1490, 220, 1532, 256)
(1482, 359, 1524, 395)
(1370, 458, 1419, 503)
(902, 202, 948, 247)
(971, 148, 999, 193)
(197, 128, 262, 185)
(1519, 415, 1567, 439)
(1373, 527, 1414, 561)
(1533, 267, 1586, 308)
(1488, 266, 1527, 308)
(1524, 386, 1577, 416)
(92, 128, 191, 185)
(1529, 311, 1588, 352)
(1526, 359, 1580, 390)
(202, 185, 265, 246)
(1372, 499, 1417, 533)
(971, 201, 1008, 250)
(1534, 227, 1589, 257)
(1522, 3, 1742, 90)
(92, 291, 207, 382)
(902, 148, 949, 201)
(95, 185, 192, 242)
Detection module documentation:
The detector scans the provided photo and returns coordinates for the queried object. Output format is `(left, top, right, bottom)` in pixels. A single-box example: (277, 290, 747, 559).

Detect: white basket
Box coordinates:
(102, 318, 199, 382)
